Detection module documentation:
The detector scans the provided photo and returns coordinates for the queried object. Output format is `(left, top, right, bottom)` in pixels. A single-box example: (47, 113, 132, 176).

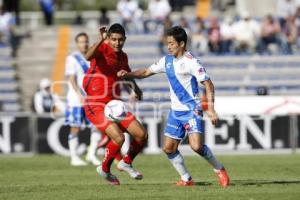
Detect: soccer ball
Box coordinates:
(104, 100, 127, 122)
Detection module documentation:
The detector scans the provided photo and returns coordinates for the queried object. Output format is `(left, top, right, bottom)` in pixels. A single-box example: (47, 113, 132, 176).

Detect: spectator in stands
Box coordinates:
(0, 2, 17, 55)
(191, 17, 208, 56)
(258, 14, 282, 54)
(117, 0, 143, 33)
(281, 15, 297, 54)
(277, 0, 296, 28)
(179, 16, 191, 35)
(158, 16, 172, 55)
(73, 13, 83, 25)
(3, 0, 20, 25)
(233, 12, 260, 54)
(220, 16, 235, 54)
(207, 17, 221, 54)
(168, 0, 183, 11)
(33, 78, 64, 114)
(146, 0, 171, 33)
(179, 16, 191, 46)
(39, 0, 55, 26)
(99, 7, 110, 26)
(294, 6, 300, 50)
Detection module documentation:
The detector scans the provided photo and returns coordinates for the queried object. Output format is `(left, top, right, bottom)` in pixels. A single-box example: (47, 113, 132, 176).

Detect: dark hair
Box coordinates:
(166, 26, 187, 46)
(75, 32, 88, 42)
(108, 23, 126, 37)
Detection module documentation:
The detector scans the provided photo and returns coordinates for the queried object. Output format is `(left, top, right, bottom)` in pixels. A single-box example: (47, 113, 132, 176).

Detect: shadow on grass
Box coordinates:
(100, 180, 300, 187)
(195, 181, 213, 186)
(118, 181, 213, 186)
(231, 180, 300, 186)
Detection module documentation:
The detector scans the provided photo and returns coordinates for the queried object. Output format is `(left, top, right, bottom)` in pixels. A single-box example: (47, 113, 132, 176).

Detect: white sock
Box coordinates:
(68, 134, 79, 158)
(167, 150, 192, 182)
(199, 145, 224, 170)
(87, 129, 101, 158)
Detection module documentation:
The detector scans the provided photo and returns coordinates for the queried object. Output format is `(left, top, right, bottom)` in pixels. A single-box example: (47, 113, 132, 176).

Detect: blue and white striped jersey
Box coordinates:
(149, 52, 210, 111)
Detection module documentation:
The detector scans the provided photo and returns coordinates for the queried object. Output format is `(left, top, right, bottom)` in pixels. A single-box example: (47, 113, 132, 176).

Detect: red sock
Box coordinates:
(102, 140, 121, 173)
(115, 152, 123, 161)
(123, 140, 145, 164)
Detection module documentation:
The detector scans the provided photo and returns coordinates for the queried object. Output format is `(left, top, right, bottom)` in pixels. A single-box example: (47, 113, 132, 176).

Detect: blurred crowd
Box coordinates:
(2, 0, 300, 56)
(0, 0, 33, 57)
(114, 0, 300, 56)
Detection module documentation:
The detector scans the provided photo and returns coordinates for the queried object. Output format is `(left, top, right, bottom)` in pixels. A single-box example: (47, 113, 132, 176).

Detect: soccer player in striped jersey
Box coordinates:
(118, 26, 230, 187)
(65, 32, 102, 166)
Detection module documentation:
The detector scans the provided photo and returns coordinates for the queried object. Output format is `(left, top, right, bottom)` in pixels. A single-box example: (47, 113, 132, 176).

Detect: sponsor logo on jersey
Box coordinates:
(167, 62, 172, 68)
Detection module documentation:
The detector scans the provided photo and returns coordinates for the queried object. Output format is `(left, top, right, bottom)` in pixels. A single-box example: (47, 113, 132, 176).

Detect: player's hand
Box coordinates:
(133, 88, 143, 101)
(117, 70, 129, 78)
(99, 26, 107, 41)
(207, 109, 218, 126)
(79, 94, 85, 105)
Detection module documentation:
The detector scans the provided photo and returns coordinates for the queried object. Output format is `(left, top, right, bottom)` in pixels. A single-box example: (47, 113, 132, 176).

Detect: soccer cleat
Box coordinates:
(117, 160, 143, 180)
(214, 168, 230, 187)
(71, 156, 88, 166)
(86, 154, 102, 166)
(96, 166, 120, 185)
(176, 179, 195, 186)
(97, 134, 109, 148)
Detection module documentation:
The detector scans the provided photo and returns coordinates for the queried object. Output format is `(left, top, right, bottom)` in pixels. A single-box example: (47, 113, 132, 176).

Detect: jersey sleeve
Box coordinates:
(65, 55, 77, 76)
(149, 56, 166, 73)
(190, 59, 210, 82)
(95, 43, 104, 58)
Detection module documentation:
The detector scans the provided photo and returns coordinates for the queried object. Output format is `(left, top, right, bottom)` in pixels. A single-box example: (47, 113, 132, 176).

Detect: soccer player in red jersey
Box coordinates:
(82, 23, 148, 185)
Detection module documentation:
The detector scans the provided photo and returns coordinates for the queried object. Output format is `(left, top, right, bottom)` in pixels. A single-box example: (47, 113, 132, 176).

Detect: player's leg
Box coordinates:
(84, 104, 123, 185)
(66, 107, 87, 166)
(122, 117, 148, 164)
(68, 126, 88, 166)
(117, 113, 147, 179)
(163, 111, 194, 186)
(188, 129, 230, 187)
(188, 133, 224, 169)
(86, 125, 102, 165)
(97, 133, 109, 148)
(96, 123, 124, 185)
(102, 123, 125, 171)
(97, 136, 123, 164)
(163, 136, 194, 186)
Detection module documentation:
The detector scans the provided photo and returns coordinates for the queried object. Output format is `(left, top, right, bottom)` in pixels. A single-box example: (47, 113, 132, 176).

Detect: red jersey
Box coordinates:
(83, 42, 131, 104)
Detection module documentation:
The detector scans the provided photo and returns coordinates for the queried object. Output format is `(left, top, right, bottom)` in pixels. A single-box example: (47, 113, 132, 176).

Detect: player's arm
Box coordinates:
(117, 68, 155, 79)
(118, 57, 166, 79)
(123, 78, 143, 100)
(191, 58, 218, 125)
(65, 56, 84, 102)
(201, 79, 218, 125)
(85, 27, 107, 61)
(117, 68, 152, 100)
(68, 74, 84, 103)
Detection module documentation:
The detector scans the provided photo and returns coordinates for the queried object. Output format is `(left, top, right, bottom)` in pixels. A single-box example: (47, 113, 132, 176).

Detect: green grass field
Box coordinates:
(1, 154, 300, 200)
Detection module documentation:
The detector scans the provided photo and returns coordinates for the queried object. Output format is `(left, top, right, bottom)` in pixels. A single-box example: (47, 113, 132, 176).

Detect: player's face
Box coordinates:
(76, 36, 89, 54)
(108, 33, 126, 52)
(166, 36, 185, 57)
